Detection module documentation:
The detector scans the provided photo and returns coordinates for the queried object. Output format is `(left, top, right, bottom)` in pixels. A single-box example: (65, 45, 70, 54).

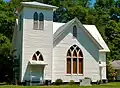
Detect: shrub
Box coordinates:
(69, 80, 75, 85)
(107, 61, 117, 81)
(54, 79, 63, 85)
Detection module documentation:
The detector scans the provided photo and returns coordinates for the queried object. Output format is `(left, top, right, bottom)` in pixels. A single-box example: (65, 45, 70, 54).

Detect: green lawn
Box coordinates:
(0, 82, 120, 88)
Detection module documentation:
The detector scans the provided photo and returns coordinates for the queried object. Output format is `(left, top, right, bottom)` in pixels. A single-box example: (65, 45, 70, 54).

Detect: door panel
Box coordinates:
(30, 66, 43, 82)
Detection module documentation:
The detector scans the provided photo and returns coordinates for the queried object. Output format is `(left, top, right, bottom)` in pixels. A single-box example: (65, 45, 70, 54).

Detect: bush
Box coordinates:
(69, 80, 75, 85)
(107, 61, 117, 81)
(54, 79, 63, 85)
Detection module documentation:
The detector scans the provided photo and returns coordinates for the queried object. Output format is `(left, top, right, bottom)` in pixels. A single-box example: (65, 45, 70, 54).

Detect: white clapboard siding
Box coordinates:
(21, 7, 53, 82)
(99, 52, 106, 80)
(53, 23, 100, 82)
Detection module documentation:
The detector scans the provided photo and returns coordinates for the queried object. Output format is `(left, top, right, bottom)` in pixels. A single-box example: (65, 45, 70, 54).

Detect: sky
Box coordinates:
(91, 0, 96, 6)
(92, 0, 96, 3)
(4, 0, 10, 2)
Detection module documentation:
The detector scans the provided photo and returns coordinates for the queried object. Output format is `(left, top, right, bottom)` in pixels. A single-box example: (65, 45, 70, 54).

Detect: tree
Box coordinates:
(0, 33, 13, 82)
(115, 0, 120, 8)
(53, 0, 90, 22)
(105, 20, 120, 60)
(1, 0, 120, 82)
(95, 0, 114, 9)
(0, 0, 16, 40)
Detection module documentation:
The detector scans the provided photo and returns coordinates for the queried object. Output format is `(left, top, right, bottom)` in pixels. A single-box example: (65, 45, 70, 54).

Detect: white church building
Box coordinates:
(12, 1, 110, 84)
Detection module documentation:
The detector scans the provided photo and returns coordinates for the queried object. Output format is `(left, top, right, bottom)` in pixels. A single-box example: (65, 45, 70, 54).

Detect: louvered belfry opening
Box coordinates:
(32, 51, 43, 61)
(67, 44, 83, 74)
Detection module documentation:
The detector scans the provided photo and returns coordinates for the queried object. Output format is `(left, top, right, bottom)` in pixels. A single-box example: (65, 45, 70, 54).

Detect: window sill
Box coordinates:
(66, 74, 71, 76)
(78, 74, 83, 76)
(34, 28, 39, 30)
(66, 74, 83, 76)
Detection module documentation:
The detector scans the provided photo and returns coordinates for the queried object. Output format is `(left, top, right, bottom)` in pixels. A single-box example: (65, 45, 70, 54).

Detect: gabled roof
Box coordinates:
(21, 1, 58, 10)
(83, 25, 110, 52)
(53, 22, 65, 34)
(53, 18, 76, 41)
(53, 18, 110, 52)
(111, 60, 120, 69)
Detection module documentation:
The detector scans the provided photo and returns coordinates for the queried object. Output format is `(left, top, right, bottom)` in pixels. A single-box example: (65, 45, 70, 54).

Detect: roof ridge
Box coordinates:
(21, 1, 58, 9)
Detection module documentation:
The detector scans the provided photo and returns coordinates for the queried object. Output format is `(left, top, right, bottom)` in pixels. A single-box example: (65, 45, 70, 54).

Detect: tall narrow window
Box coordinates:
(39, 13, 44, 30)
(79, 58, 83, 74)
(33, 12, 38, 30)
(73, 25, 77, 38)
(67, 58, 71, 74)
(66, 44, 83, 74)
(32, 51, 43, 61)
(73, 58, 77, 74)
(78, 50, 83, 74)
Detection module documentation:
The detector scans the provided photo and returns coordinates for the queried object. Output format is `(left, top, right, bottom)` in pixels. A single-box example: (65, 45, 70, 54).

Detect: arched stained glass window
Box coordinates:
(66, 44, 83, 74)
(33, 12, 38, 29)
(32, 51, 43, 61)
(39, 12, 44, 30)
(73, 25, 77, 38)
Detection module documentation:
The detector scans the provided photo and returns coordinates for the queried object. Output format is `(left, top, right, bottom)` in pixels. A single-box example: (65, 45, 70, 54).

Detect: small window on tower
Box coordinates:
(33, 12, 38, 30)
(39, 12, 44, 30)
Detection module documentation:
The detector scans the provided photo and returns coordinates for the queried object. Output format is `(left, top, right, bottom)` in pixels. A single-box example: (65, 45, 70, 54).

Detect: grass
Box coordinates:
(0, 82, 120, 88)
